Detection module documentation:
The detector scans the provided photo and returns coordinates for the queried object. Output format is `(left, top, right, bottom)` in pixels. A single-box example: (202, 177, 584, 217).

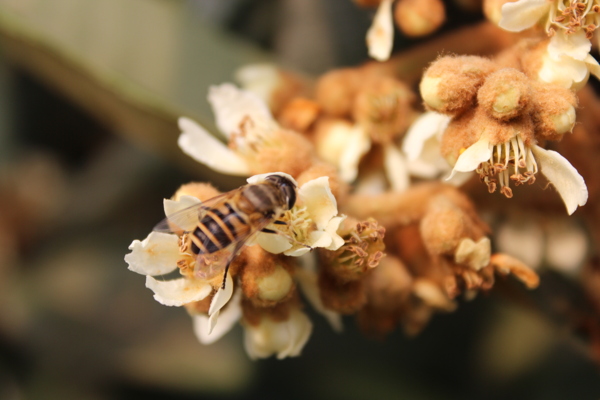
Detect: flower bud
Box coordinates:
(316, 68, 363, 118)
(420, 56, 497, 115)
(530, 81, 578, 141)
(477, 69, 531, 121)
(394, 0, 445, 37)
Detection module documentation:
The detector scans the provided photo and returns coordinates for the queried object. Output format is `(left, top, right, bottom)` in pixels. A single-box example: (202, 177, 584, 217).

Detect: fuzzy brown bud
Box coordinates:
(477, 69, 531, 121)
(420, 55, 497, 115)
(394, 0, 446, 37)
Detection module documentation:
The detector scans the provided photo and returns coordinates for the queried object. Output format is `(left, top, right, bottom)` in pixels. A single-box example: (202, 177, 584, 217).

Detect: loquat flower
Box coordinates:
(178, 84, 315, 178)
(498, 0, 600, 88)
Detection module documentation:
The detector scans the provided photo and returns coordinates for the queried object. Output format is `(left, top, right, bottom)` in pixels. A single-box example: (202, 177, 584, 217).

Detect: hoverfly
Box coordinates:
(154, 174, 297, 289)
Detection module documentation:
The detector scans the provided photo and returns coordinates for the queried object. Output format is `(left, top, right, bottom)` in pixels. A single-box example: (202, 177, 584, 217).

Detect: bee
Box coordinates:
(154, 174, 298, 289)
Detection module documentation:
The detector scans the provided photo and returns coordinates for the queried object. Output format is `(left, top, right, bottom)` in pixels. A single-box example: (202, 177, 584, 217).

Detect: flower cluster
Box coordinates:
(496, 0, 600, 89)
(420, 55, 588, 213)
(124, 0, 600, 358)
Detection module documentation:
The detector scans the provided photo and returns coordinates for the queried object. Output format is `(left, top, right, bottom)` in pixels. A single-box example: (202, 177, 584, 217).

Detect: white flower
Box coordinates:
(539, 31, 600, 89)
(498, 0, 600, 89)
(178, 84, 279, 176)
(243, 307, 313, 360)
(402, 111, 472, 185)
(447, 134, 588, 214)
(314, 119, 410, 192)
(125, 195, 239, 340)
(255, 176, 345, 256)
(366, 0, 394, 61)
(315, 120, 371, 183)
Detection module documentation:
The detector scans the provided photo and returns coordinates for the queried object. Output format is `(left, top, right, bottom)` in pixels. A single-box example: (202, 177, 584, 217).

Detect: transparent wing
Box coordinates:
(153, 192, 234, 233)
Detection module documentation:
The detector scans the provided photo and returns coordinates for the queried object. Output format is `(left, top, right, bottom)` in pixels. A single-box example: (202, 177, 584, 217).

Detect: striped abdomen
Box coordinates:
(189, 201, 251, 255)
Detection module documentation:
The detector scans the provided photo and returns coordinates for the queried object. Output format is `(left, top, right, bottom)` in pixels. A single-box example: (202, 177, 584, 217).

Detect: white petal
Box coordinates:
(538, 53, 589, 88)
(208, 273, 234, 333)
(299, 177, 338, 230)
(178, 117, 251, 176)
(294, 262, 343, 332)
(308, 230, 333, 249)
(498, 0, 550, 32)
(125, 232, 180, 276)
(246, 172, 298, 187)
(243, 308, 313, 360)
(234, 63, 281, 106)
(208, 83, 275, 138)
(402, 112, 450, 161)
(384, 145, 410, 192)
(531, 145, 588, 215)
(192, 288, 242, 345)
(446, 136, 492, 179)
(454, 237, 491, 271)
(584, 53, 600, 80)
(164, 195, 202, 219)
(338, 125, 371, 183)
(366, 0, 394, 61)
(145, 276, 212, 306)
(256, 232, 293, 254)
(324, 216, 346, 251)
(548, 31, 591, 61)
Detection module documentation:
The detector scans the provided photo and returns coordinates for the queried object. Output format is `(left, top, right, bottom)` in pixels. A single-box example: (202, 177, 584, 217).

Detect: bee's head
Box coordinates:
(265, 174, 297, 210)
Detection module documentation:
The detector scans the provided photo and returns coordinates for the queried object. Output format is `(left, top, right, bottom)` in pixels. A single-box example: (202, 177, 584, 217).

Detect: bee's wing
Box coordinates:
(153, 192, 232, 233)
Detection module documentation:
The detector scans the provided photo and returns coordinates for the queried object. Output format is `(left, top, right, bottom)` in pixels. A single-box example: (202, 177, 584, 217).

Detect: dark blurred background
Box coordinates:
(0, 0, 598, 399)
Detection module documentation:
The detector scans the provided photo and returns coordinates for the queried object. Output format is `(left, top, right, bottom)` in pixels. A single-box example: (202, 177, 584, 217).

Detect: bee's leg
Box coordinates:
(261, 228, 278, 234)
(273, 220, 287, 225)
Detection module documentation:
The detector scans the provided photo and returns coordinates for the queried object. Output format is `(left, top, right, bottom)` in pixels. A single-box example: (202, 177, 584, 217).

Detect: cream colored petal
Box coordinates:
(403, 112, 450, 161)
(308, 230, 333, 249)
(234, 63, 281, 106)
(339, 125, 372, 183)
(366, 0, 394, 61)
(325, 216, 346, 251)
(446, 136, 492, 179)
(207, 83, 275, 138)
(585, 54, 600, 80)
(208, 273, 234, 333)
(164, 195, 202, 219)
(538, 54, 589, 88)
(294, 262, 343, 332)
(299, 177, 338, 230)
(192, 288, 242, 345)
(283, 247, 312, 257)
(545, 218, 588, 276)
(548, 30, 591, 61)
(384, 145, 410, 192)
(496, 216, 545, 269)
(531, 145, 588, 215)
(145, 276, 212, 307)
(498, 0, 550, 32)
(445, 171, 474, 186)
(178, 117, 251, 176)
(454, 237, 491, 271)
(125, 232, 180, 276)
(246, 172, 298, 187)
(257, 232, 293, 255)
(243, 308, 313, 360)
